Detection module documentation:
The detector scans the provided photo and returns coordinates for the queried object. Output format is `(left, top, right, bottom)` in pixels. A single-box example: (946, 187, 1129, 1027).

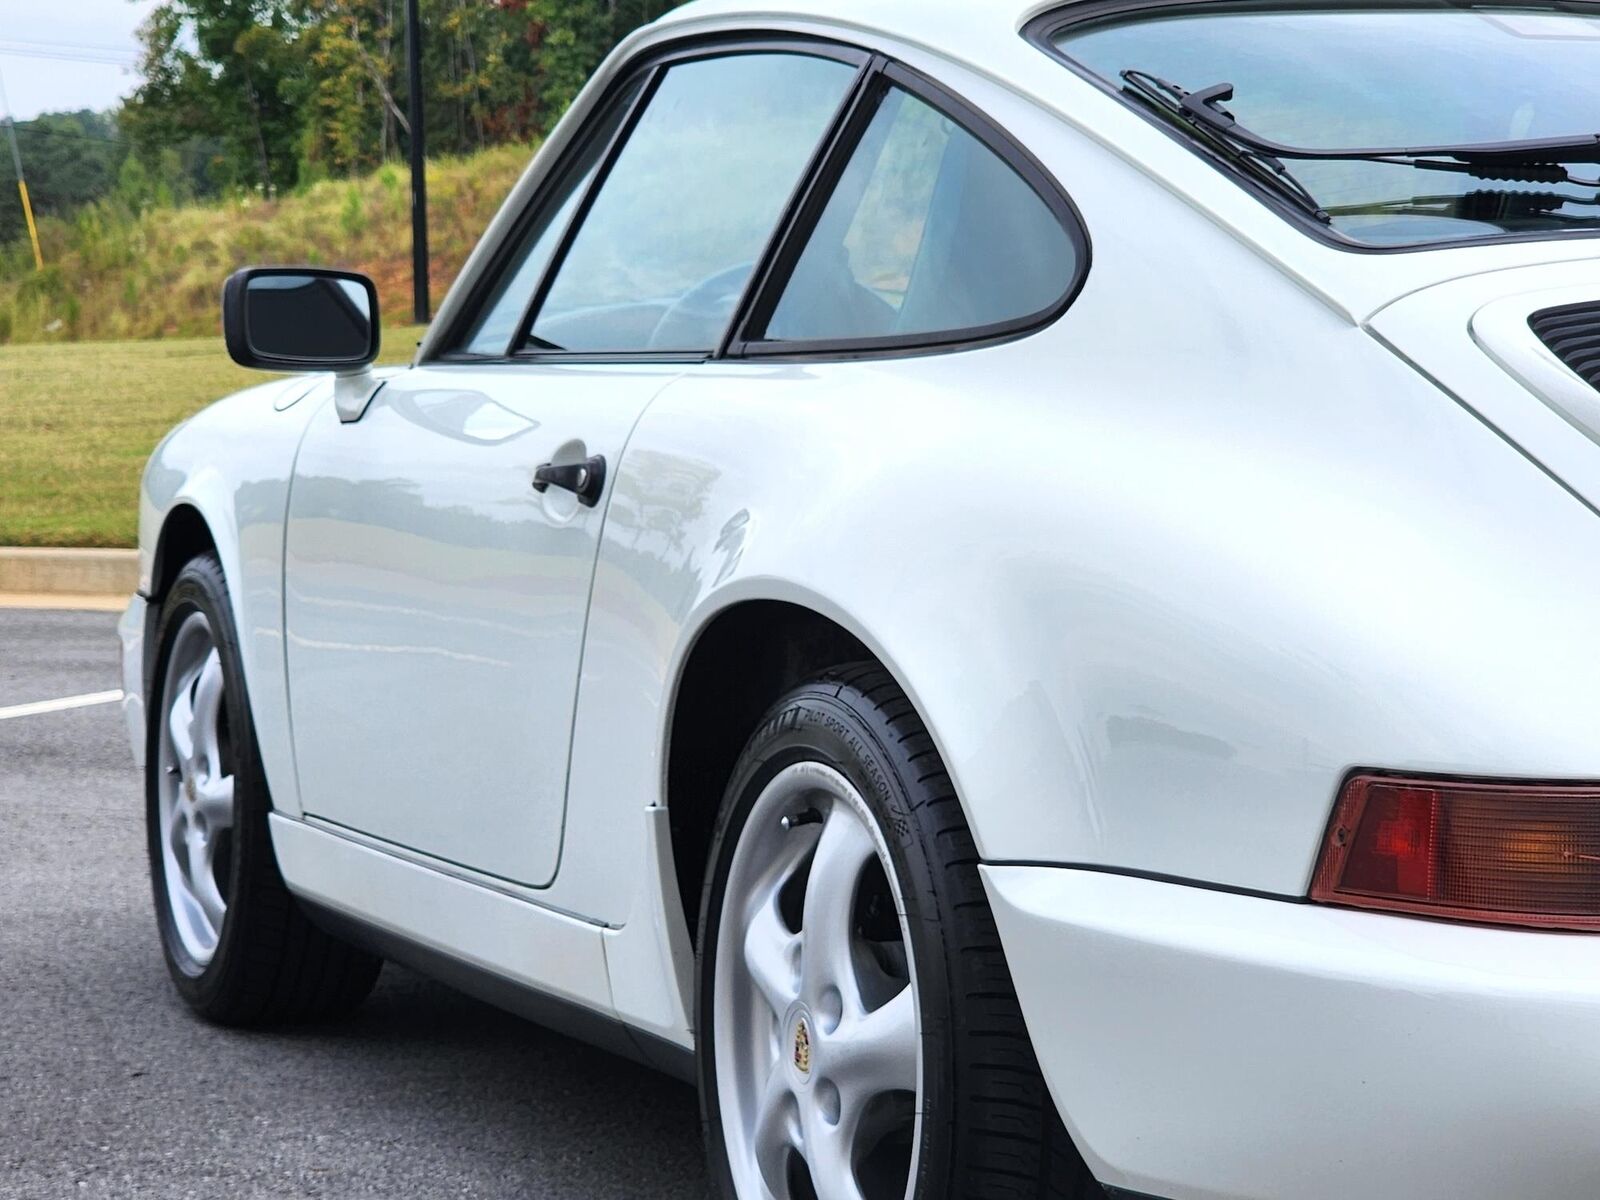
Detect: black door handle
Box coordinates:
(532, 454, 607, 507)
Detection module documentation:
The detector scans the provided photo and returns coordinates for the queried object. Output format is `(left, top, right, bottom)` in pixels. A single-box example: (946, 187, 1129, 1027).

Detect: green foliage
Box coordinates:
(0, 111, 128, 246)
(339, 183, 368, 236)
(120, 0, 687, 194)
(124, 0, 303, 196)
(1, 2, 685, 278)
(0, 1, 689, 347)
(0, 141, 532, 345)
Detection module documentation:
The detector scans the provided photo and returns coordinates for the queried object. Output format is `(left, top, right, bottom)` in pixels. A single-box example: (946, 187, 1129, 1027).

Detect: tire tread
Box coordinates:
(701, 660, 1101, 1200)
(812, 662, 1099, 1200)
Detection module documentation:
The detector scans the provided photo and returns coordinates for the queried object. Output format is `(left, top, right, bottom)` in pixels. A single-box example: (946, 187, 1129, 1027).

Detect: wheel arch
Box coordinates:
(137, 436, 301, 816)
(139, 502, 224, 696)
(664, 594, 943, 945)
(150, 503, 219, 603)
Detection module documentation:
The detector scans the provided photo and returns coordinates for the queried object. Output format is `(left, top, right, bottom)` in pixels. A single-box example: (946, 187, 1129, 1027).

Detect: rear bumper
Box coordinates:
(982, 865, 1600, 1200)
(118, 594, 147, 769)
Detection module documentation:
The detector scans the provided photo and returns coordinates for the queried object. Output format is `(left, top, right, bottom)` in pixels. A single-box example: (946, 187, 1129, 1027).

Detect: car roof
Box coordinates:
(657, 0, 1039, 33)
(651, 0, 1045, 72)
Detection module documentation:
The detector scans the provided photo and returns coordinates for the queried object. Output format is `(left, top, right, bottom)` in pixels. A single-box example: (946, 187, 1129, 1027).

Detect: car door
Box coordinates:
(282, 42, 867, 887)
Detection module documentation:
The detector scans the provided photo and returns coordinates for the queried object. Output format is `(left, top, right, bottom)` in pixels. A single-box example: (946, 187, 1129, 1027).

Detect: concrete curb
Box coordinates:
(0, 548, 138, 600)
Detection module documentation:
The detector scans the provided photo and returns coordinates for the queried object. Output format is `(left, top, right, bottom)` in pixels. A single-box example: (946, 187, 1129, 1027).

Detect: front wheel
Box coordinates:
(698, 664, 1102, 1200)
(147, 554, 381, 1024)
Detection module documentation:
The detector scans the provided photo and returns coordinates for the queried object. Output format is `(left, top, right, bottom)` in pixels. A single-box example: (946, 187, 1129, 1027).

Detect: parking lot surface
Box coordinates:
(0, 608, 710, 1199)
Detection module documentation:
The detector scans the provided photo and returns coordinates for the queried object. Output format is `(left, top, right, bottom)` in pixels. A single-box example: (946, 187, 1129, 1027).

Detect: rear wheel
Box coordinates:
(699, 664, 1102, 1200)
(147, 554, 380, 1024)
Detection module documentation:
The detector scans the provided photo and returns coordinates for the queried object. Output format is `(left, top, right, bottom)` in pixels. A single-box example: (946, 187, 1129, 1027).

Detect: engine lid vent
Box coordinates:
(1530, 301, 1600, 392)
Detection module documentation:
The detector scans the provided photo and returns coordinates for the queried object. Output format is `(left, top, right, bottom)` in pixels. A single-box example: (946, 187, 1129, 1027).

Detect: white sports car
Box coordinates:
(121, 2, 1600, 1197)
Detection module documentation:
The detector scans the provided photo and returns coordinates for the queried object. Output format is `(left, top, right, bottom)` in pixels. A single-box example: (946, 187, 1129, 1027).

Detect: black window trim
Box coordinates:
(724, 59, 1092, 362)
(1025, 0, 1600, 256)
(432, 35, 874, 365)
(430, 32, 1093, 367)
(439, 72, 654, 362)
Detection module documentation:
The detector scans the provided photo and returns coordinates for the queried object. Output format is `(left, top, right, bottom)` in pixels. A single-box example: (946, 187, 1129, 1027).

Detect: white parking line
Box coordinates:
(0, 690, 124, 722)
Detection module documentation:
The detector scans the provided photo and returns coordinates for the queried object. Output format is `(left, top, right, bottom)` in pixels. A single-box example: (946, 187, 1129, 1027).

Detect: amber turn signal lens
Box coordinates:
(1311, 774, 1600, 932)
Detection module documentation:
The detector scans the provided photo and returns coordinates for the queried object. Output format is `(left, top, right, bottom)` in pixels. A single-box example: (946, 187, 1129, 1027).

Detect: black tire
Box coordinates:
(697, 662, 1103, 1200)
(146, 553, 381, 1025)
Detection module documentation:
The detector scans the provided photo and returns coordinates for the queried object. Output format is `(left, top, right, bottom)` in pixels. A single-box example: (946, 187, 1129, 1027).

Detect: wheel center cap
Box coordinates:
(789, 1010, 813, 1081)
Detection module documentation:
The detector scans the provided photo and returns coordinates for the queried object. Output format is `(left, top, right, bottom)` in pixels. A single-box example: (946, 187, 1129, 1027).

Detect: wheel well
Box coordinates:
(666, 601, 873, 945)
(150, 505, 217, 602)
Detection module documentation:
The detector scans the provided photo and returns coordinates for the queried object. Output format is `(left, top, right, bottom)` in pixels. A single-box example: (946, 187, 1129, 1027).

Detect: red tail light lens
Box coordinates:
(1311, 774, 1600, 931)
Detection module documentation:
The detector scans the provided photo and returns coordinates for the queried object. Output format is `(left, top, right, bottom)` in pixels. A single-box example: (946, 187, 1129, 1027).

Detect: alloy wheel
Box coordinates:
(715, 761, 922, 1200)
(156, 611, 237, 968)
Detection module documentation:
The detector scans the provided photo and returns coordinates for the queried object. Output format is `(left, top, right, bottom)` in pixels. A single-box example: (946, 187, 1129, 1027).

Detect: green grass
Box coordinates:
(0, 140, 531, 547)
(0, 331, 424, 548)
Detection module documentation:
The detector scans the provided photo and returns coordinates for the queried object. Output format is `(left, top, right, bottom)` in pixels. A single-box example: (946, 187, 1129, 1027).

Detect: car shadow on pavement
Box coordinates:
(1, 669, 709, 1199)
(261, 963, 713, 1196)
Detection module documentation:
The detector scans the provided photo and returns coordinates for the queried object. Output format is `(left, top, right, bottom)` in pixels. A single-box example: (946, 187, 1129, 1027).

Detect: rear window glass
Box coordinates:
(1050, 3, 1600, 247)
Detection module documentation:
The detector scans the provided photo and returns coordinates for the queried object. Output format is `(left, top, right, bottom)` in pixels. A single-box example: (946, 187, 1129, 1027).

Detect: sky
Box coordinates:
(0, 0, 159, 121)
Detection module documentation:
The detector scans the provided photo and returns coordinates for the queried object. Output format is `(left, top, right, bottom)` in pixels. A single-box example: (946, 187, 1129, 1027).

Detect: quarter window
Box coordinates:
(527, 53, 859, 355)
(760, 85, 1080, 346)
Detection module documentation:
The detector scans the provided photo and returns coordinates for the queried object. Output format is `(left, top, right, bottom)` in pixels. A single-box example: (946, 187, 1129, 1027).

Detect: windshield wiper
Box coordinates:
(1119, 70, 1333, 222)
(1324, 189, 1600, 231)
(1121, 70, 1600, 191)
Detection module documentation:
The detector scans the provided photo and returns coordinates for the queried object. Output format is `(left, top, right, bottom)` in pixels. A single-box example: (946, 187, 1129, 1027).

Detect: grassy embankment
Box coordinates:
(0, 141, 537, 548)
(0, 141, 533, 344)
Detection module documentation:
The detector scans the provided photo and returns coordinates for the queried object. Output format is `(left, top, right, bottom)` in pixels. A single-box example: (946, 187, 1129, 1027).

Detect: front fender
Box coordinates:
(137, 375, 328, 817)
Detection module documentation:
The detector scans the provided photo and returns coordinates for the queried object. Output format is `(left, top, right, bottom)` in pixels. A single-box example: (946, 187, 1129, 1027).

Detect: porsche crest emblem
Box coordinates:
(792, 1016, 812, 1076)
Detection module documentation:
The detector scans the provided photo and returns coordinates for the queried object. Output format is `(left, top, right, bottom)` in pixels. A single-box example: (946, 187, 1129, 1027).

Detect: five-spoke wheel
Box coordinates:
(715, 761, 922, 1200)
(700, 666, 1101, 1200)
(147, 553, 381, 1023)
(156, 611, 236, 967)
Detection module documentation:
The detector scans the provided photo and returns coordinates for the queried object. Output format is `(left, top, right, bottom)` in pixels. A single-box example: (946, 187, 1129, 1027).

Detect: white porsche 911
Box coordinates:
(120, 1, 1600, 1197)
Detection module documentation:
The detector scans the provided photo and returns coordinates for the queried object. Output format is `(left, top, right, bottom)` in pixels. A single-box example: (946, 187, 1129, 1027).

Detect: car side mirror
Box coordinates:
(223, 267, 380, 373)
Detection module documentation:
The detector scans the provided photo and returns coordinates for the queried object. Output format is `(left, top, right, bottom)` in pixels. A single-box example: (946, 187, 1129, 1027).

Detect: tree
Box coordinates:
(124, 1, 303, 194)
(0, 112, 128, 245)
(56, 0, 690, 223)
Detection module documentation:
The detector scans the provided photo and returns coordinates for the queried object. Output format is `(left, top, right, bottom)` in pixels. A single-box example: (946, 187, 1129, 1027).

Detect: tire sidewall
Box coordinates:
(697, 687, 957, 1200)
(145, 556, 269, 1008)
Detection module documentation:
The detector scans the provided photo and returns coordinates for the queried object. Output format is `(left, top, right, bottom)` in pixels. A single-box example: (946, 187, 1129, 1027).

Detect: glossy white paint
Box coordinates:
(118, 2, 1600, 1196)
(1369, 260, 1600, 516)
(984, 864, 1600, 1200)
(283, 364, 680, 886)
(270, 814, 613, 1011)
(553, 51, 1600, 920)
(131, 373, 337, 818)
(268, 803, 696, 1050)
(118, 596, 146, 769)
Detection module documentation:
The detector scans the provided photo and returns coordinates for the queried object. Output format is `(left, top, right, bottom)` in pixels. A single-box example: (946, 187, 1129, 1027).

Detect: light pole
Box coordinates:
(406, 0, 429, 324)
(0, 62, 44, 271)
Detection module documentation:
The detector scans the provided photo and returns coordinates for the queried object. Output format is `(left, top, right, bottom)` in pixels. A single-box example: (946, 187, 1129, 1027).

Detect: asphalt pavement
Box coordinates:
(0, 608, 710, 1199)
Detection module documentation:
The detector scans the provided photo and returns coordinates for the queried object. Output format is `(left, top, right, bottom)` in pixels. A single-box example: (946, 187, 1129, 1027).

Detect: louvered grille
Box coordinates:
(1530, 301, 1600, 391)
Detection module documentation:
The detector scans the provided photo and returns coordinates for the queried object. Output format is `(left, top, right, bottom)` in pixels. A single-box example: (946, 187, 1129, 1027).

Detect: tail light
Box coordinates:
(1310, 774, 1600, 932)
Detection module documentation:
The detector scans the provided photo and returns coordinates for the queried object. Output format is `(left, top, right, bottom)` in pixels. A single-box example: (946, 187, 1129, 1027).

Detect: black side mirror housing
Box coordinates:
(223, 267, 380, 372)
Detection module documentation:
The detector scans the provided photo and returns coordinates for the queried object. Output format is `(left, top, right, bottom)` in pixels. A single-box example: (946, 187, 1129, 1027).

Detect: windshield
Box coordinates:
(1050, 2, 1600, 247)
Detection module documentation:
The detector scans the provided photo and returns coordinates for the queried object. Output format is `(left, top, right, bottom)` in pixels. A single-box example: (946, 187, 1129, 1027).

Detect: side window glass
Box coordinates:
(528, 53, 858, 355)
(458, 82, 640, 356)
(763, 86, 1079, 345)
